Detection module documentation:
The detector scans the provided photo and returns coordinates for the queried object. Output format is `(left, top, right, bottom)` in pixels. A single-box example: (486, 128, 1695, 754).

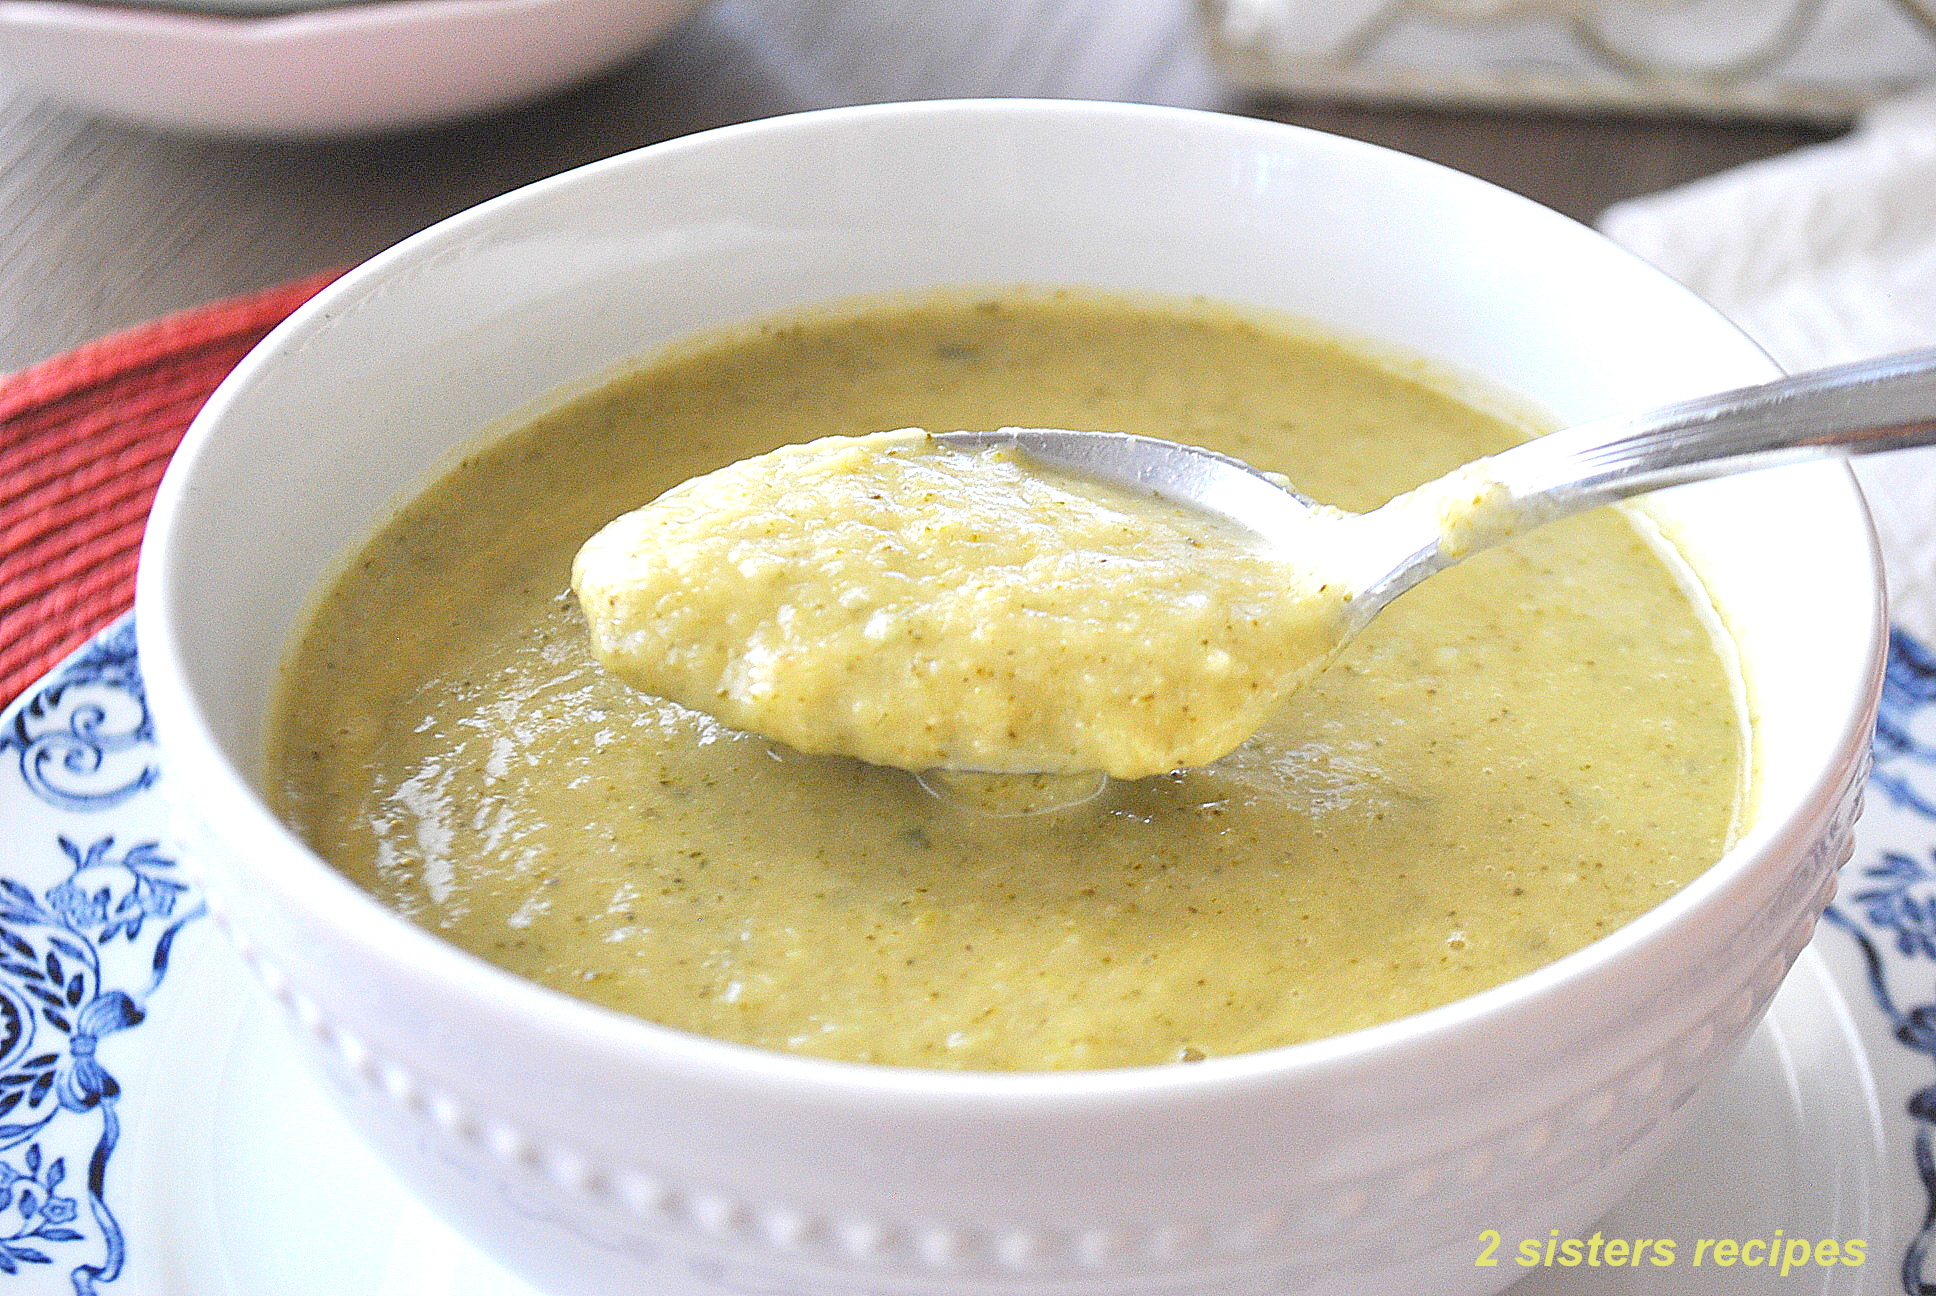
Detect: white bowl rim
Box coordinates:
(137, 96, 1888, 1103)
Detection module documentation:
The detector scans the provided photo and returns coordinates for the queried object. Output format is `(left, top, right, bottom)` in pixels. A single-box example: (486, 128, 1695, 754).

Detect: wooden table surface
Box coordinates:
(0, 0, 1838, 377)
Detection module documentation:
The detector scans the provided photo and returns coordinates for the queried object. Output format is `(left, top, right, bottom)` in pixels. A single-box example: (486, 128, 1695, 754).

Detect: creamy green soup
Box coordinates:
(269, 291, 1745, 1071)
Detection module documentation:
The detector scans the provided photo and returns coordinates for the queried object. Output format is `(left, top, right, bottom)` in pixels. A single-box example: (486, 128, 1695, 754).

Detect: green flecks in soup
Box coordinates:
(268, 291, 1745, 1072)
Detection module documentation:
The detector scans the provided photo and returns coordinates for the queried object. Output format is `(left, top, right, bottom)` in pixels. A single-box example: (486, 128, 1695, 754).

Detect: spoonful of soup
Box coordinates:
(573, 347, 1936, 781)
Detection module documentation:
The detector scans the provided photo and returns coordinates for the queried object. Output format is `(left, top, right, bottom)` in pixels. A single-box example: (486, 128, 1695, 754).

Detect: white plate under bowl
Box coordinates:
(0, 617, 1899, 1293)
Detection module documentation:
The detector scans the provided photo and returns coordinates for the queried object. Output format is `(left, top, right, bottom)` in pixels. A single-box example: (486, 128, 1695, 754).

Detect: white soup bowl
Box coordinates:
(136, 100, 1883, 1296)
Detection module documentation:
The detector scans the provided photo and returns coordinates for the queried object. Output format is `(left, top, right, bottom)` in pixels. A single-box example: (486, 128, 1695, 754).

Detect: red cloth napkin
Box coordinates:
(0, 268, 347, 706)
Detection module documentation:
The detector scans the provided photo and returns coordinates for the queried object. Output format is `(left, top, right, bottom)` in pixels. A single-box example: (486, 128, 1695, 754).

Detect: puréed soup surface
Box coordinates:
(268, 291, 1745, 1071)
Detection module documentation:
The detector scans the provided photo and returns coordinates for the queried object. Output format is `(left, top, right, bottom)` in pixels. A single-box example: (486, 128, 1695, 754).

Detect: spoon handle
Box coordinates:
(1491, 346, 1936, 522)
(1348, 346, 1936, 624)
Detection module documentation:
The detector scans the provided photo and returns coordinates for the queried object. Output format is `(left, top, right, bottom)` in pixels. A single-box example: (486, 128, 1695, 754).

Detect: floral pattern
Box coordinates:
(1829, 627, 1936, 1296)
(0, 625, 156, 815)
(0, 622, 201, 1293)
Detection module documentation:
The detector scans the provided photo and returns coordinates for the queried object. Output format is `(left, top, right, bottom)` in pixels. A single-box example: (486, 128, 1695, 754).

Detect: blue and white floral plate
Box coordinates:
(0, 617, 1925, 1294)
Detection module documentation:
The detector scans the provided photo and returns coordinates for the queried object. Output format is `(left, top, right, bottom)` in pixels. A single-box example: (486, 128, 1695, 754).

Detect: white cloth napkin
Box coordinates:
(1600, 91, 1936, 640)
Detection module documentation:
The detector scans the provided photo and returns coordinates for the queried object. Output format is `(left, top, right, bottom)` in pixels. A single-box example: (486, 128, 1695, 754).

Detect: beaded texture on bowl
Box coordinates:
(173, 760, 1866, 1295)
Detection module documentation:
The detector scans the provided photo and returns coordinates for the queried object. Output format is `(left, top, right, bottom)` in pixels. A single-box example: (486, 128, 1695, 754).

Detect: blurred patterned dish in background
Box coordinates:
(1206, 0, 1936, 121)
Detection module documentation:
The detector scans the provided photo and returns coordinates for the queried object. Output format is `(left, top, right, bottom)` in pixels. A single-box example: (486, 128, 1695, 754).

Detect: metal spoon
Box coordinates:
(939, 346, 1936, 646)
